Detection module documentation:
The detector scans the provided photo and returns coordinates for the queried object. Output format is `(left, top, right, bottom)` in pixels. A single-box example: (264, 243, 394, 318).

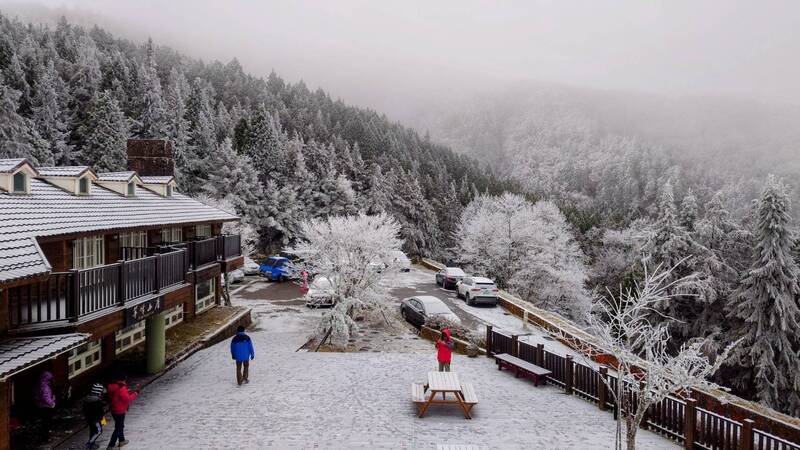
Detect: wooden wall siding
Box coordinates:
(0, 381, 9, 450)
(77, 310, 125, 341)
(0, 289, 8, 335)
(195, 263, 220, 284)
(163, 285, 192, 311)
(212, 223, 222, 235)
(38, 240, 69, 272)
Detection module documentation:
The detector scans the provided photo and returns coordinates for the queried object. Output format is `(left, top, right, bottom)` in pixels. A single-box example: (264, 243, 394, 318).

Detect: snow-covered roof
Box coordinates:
(0, 334, 90, 381)
(140, 175, 175, 185)
(37, 166, 95, 178)
(0, 158, 37, 174)
(0, 178, 238, 284)
(97, 171, 139, 182)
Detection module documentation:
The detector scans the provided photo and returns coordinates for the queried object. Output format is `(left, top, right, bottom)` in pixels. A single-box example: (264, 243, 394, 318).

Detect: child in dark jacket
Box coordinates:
(82, 383, 106, 449)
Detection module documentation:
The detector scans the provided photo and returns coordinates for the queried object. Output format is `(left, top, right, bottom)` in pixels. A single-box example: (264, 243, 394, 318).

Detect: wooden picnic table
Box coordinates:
(413, 372, 478, 419)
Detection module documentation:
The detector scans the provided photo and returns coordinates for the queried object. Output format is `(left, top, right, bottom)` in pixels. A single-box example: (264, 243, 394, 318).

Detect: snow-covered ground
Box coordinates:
(58, 275, 676, 450)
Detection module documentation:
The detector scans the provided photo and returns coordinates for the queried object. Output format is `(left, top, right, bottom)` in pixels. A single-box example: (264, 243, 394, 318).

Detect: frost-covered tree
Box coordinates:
(565, 264, 733, 450)
(289, 213, 402, 347)
(78, 90, 129, 172)
(163, 67, 190, 182)
(679, 190, 698, 231)
(134, 39, 167, 138)
(0, 76, 49, 164)
(456, 193, 590, 321)
(31, 60, 73, 164)
(725, 175, 800, 416)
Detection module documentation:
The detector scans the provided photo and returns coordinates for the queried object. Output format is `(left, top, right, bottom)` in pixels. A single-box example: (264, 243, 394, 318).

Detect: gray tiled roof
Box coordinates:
(0, 178, 238, 283)
(97, 171, 138, 182)
(140, 176, 175, 184)
(0, 158, 31, 173)
(0, 334, 90, 381)
(37, 166, 94, 177)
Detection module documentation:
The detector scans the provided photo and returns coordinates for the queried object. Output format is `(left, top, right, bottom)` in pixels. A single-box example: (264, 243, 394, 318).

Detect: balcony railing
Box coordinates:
(8, 235, 242, 328)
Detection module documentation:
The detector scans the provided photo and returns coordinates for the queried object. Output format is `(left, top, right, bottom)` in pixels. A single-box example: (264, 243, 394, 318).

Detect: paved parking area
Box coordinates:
(58, 268, 677, 449)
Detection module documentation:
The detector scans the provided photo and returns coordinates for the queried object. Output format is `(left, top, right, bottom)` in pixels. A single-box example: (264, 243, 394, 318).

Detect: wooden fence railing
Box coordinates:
(8, 272, 72, 326)
(487, 327, 800, 450)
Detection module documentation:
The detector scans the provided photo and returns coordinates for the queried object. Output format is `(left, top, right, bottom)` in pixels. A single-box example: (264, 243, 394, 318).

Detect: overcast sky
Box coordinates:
(4, 0, 800, 118)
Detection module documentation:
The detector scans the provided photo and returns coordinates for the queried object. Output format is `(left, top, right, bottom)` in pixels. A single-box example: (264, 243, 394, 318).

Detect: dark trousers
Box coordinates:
(87, 419, 102, 446)
(108, 413, 125, 447)
(236, 360, 249, 385)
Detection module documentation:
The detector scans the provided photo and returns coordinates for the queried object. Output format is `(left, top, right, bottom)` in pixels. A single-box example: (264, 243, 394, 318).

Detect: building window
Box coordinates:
(12, 172, 26, 193)
(127, 182, 135, 196)
(164, 304, 184, 330)
(166, 185, 173, 197)
(73, 235, 105, 269)
(78, 177, 90, 194)
(116, 321, 146, 355)
(120, 231, 147, 248)
(161, 227, 183, 244)
(196, 224, 212, 238)
(68, 339, 102, 379)
(195, 278, 216, 314)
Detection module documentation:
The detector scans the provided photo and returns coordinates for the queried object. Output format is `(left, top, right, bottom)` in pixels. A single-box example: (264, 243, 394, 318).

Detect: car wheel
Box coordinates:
(467, 294, 474, 306)
(401, 308, 407, 320)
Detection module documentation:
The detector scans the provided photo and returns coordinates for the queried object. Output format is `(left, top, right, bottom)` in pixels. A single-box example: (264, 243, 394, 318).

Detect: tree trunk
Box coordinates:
(222, 272, 232, 306)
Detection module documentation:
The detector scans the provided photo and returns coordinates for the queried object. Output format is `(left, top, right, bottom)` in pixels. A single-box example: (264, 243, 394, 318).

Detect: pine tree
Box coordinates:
(78, 90, 129, 172)
(135, 39, 167, 138)
(32, 60, 73, 164)
(679, 190, 699, 231)
(0, 76, 50, 164)
(726, 175, 800, 416)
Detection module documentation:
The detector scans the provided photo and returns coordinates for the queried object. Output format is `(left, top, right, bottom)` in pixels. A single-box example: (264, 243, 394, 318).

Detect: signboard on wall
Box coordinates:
(125, 296, 164, 326)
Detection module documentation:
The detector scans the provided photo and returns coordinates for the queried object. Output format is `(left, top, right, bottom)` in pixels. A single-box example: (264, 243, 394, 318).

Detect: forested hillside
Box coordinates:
(417, 85, 800, 416)
(0, 14, 516, 256)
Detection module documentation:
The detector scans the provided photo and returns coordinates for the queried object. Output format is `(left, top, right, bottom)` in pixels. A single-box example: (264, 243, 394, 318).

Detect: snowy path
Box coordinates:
(59, 283, 677, 450)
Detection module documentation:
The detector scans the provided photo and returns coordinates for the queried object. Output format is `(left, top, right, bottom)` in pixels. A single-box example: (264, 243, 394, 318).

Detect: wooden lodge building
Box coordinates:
(0, 140, 244, 449)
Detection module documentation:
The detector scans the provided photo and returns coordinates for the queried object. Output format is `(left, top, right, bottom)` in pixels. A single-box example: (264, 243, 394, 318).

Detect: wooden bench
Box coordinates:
(412, 383, 427, 412)
(494, 353, 552, 386)
(437, 445, 482, 450)
(459, 382, 478, 416)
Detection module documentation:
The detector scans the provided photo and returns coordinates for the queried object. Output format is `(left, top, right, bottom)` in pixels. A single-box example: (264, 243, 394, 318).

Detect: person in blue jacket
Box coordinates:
(230, 326, 255, 385)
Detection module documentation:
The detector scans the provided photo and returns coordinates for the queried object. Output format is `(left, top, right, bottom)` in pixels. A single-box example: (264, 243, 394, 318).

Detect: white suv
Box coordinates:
(456, 276, 499, 306)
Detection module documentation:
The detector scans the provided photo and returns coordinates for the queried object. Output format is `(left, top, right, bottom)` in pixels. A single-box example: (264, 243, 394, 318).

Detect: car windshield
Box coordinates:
(423, 301, 452, 315)
(311, 278, 332, 290)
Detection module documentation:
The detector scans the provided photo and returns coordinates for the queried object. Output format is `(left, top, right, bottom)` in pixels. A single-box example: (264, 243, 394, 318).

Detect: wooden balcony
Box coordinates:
(7, 235, 242, 329)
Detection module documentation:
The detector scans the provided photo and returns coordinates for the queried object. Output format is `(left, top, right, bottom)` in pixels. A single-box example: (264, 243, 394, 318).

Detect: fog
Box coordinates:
(3, 0, 800, 122)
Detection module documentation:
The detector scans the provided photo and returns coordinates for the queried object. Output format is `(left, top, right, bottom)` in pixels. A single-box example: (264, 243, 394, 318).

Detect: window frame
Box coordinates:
(12, 172, 26, 193)
(120, 231, 147, 248)
(161, 227, 183, 244)
(195, 224, 212, 238)
(68, 339, 102, 379)
(127, 181, 135, 196)
(166, 185, 173, 197)
(195, 278, 216, 314)
(73, 235, 106, 270)
(78, 177, 89, 194)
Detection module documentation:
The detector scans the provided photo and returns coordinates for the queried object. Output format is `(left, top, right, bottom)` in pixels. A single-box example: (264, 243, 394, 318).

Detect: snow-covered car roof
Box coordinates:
(472, 277, 495, 284)
(443, 267, 466, 276)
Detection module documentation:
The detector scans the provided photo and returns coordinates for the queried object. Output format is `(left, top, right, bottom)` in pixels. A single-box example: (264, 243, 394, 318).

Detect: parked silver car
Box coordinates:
(304, 276, 336, 308)
(456, 276, 499, 306)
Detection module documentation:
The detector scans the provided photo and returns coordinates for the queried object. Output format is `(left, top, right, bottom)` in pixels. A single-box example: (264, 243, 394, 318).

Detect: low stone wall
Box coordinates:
(202, 307, 252, 347)
(419, 325, 485, 356)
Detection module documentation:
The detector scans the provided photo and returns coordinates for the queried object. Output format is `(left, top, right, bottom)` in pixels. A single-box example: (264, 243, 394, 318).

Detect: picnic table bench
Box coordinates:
(494, 353, 552, 386)
(437, 445, 483, 450)
(412, 372, 478, 419)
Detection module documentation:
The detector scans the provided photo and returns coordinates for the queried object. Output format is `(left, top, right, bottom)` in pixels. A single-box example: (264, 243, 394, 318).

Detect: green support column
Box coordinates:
(145, 312, 166, 374)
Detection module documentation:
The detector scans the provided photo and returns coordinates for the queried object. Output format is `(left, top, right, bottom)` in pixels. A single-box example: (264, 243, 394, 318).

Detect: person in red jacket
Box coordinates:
(106, 375, 138, 449)
(436, 328, 455, 372)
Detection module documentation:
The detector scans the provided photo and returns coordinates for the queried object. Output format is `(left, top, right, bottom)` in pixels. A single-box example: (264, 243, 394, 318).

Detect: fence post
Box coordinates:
(485, 325, 493, 357)
(154, 254, 160, 293)
(220, 236, 226, 261)
(118, 260, 126, 305)
(69, 269, 80, 321)
(191, 241, 198, 269)
(598, 367, 608, 411)
(683, 398, 696, 450)
(536, 343, 544, 366)
(740, 419, 754, 450)
(511, 334, 519, 357)
(565, 355, 574, 395)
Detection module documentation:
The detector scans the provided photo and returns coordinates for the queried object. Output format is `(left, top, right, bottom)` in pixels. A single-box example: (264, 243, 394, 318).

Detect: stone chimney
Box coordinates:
(126, 139, 175, 177)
